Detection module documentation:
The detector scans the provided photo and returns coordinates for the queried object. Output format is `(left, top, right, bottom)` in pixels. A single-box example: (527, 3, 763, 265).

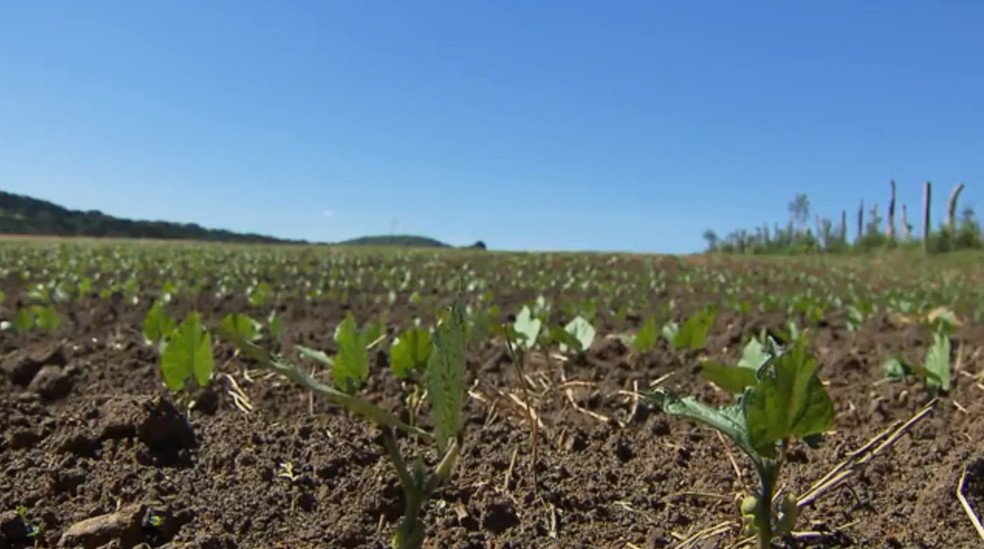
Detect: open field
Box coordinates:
(1, 241, 984, 548)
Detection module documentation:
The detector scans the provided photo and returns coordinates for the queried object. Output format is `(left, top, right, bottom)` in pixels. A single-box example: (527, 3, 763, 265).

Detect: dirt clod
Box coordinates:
(57, 503, 147, 548)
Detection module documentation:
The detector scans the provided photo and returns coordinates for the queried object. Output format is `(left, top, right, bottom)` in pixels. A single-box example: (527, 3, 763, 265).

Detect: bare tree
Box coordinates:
(788, 194, 811, 232)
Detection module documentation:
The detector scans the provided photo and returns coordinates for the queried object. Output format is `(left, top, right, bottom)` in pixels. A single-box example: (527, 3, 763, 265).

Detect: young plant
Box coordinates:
(553, 315, 596, 357)
(660, 304, 718, 359)
(649, 337, 835, 548)
(389, 323, 433, 425)
(158, 312, 215, 410)
(884, 321, 952, 394)
(219, 300, 469, 549)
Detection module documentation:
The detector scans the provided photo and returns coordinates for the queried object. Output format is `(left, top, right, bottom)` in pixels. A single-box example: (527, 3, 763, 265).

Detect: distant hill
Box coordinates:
(0, 190, 303, 243)
(332, 235, 451, 248)
(0, 190, 484, 249)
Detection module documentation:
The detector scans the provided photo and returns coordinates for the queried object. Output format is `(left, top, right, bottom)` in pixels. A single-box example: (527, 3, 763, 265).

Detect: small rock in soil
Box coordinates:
(57, 503, 146, 548)
(1, 344, 66, 385)
(137, 396, 196, 453)
(28, 365, 75, 401)
(57, 432, 100, 458)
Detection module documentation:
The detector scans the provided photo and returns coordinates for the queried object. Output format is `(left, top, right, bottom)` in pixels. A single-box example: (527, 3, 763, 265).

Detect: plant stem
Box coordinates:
(755, 460, 779, 549)
(502, 330, 539, 494)
(379, 428, 425, 549)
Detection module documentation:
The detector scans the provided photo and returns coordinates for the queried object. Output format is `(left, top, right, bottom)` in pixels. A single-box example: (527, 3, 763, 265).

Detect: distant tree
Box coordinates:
(702, 229, 719, 251)
(788, 193, 811, 232)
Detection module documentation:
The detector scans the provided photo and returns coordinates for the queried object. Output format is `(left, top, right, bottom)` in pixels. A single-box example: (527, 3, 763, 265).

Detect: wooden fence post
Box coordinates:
(887, 180, 896, 239)
(857, 201, 865, 241)
(923, 182, 932, 251)
(947, 182, 966, 231)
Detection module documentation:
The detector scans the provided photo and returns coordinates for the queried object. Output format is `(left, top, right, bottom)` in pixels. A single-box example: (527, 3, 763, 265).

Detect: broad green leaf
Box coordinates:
(672, 306, 717, 351)
(561, 316, 595, 354)
(513, 305, 541, 351)
(390, 325, 432, 379)
(363, 319, 385, 349)
(738, 337, 769, 370)
(744, 341, 834, 458)
(701, 361, 759, 394)
(632, 316, 658, 353)
(249, 281, 271, 307)
(33, 306, 60, 332)
(550, 325, 582, 354)
(925, 331, 951, 391)
(427, 299, 468, 454)
(13, 308, 35, 333)
(221, 312, 260, 343)
(143, 300, 175, 346)
(332, 311, 369, 394)
(653, 389, 757, 462)
(160, 312, 214, 391)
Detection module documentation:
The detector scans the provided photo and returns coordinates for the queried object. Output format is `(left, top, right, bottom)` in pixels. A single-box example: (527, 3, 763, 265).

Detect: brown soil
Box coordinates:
(2, 256, 983, 548)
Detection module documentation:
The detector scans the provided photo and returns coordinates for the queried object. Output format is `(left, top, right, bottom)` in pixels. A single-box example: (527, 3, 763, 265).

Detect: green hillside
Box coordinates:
(333, 235, 451, 248)
(0, 190, 480, 249)
(0, 190, 303, 243)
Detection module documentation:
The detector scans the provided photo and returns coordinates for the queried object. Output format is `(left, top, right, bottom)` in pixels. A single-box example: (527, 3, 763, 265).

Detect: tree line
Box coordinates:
(703, 181, 982, 255)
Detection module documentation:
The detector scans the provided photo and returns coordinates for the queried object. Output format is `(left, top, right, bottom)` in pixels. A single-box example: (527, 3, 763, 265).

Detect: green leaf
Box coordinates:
(218, 324, 429, 439)
(332, 311, 370, 394)
(925, 331, 951, 392)
(701, 361, 759, 394)
(513, 305, 541, 351)
(661, 320, 679, 345)
(296, 345, 333, 366)
(672, 306, 717, 351)
(160, 312, 214, 392)
(426, 298, 468, 454)
(13, 308, 35, 333)
(883, 356, 942, 387)
(632, 316, 658, 353)
(550, 325, 581, 353)
(738, 337, 769, 370)
(744, 341, 834, 458)
(560, 316, 595, 354)
(33, 306, 61, 332)
(390, 324, 432, 379)
(363, 319, 385, 349)
(268, 310, 284, 340)
(653, 388, 757, 463)
(221, 312, 260, 343)
(143, 300, 175, 346)
(249, 281, 271, 307)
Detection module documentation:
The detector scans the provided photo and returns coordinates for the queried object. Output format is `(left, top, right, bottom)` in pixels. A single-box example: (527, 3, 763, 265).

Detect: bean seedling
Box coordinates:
(648, 336, 835, 548)
(218, 298, 469, 549)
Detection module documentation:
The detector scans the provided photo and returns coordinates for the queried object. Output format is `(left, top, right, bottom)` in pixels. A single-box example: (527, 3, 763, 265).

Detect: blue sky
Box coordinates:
(2, 1, 982, 253)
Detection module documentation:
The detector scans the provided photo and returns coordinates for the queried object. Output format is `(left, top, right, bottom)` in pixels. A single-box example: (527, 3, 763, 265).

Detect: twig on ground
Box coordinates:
(957, 467, 984, 541)
(671, 521, 734, 549)
(502, 445, 519, 492)
(797, 398, 937, 509)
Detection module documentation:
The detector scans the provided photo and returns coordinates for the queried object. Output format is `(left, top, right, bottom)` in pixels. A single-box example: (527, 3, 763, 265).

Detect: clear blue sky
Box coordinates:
(2, 1, 982, 253)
